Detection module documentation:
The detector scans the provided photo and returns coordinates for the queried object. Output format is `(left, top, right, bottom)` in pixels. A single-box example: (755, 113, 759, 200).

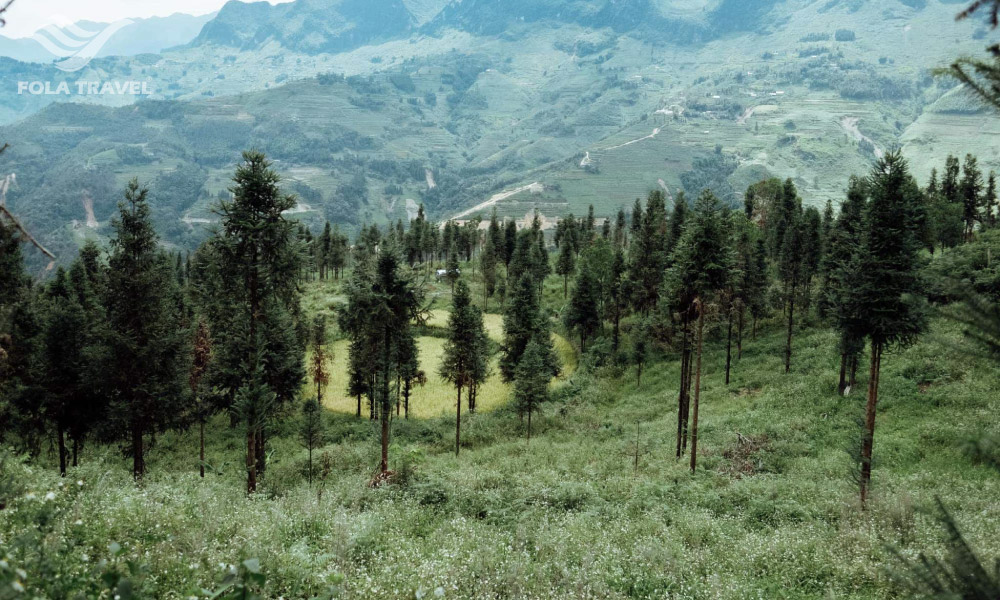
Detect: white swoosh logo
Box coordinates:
(30, 19, 134, 72)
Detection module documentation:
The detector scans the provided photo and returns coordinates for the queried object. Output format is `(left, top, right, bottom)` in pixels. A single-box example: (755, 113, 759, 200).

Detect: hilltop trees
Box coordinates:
(851, 151, 928, 505)
(104, 179, 187, 481)
(440, 280, 489, 456)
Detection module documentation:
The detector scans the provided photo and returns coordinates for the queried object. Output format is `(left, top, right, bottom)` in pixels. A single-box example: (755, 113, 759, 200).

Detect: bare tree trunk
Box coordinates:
(72, 437, 79, 467)
(860, 343, 882, 506)
(199, 420, 205, 478)
(255, 426, 266, 475)
(690, 301, 705, 474)
(246, 428, 256, 494)
(455, 386, 462, 456)
(132, 416, 144, 481)
(57, 420, 67, 476)
(737, 308, 745, 360)
(676, 316, 689, 458)
(784, 287, 796, 374)
(380, 407, 390, 473)
(356, 394, 361, 418)
(725, 306, 734, 385)
(838, 353, 848, 396)
(849, 355, 858, 391)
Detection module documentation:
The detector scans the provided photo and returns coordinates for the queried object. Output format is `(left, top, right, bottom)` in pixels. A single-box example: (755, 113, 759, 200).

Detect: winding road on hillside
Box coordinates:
(840, 117, 885, 160)
(447, 182, 544, 222)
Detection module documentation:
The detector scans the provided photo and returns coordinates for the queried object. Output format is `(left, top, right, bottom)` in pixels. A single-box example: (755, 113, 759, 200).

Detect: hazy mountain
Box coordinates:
(190, 0, 415, 53)
(0, 12, 215, 64)
(0, 0, 995, 269)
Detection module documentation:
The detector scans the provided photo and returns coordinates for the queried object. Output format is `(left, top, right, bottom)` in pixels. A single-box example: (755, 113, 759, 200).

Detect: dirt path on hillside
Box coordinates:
(603, 128, 661, 151)
(737, 106, 758, 125)
(82, 192, 98, 228)
(426, 169, 437, 190)
(840, 117, 884, 160)
(580, 152, 592, 167)
(448, 182, 543, 222)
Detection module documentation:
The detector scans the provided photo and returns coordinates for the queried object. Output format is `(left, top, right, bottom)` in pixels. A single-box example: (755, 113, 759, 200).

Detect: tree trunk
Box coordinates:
(849, 354, 859, 391)
(676, 316, 690, 459)
(690, 302, 705, 474)
(132, 416, 144, 481)
(636, 361, 642, 386)
(308, 447, 313, 486)
(527, 405, 532, 444)
(859, 342, 882, 506)
(255, 426, 266, 475)
(455, 385, 462, 457)
(563, 275, 568, 299)
(199, 420, 205, 478)
(737, 308, 745, 360)
(72, 437, 79, 467)
(246, 428, 256, 494)
(57, 420, 67, 476)
(380, 402, 390, 474)
(838, 352, 848, 396)
(613, 307, 621, 355)
(725, 306, 734, 385)
(784, 288, 796, 374)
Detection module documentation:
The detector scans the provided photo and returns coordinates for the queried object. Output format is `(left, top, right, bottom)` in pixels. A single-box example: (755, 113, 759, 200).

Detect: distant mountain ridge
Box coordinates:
(190, 0, 415, 53)
(0, 12, 215, 63)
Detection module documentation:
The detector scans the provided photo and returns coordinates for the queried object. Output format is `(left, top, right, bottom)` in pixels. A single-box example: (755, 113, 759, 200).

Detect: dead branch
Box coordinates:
(0, 205, 56, 262)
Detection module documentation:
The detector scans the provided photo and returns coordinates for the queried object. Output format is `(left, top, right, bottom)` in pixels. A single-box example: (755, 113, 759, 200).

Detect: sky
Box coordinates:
(0, 0, 293, 38)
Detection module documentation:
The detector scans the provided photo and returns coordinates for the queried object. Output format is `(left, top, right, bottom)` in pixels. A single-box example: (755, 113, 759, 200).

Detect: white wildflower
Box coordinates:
(44, 492, 55, 501)
(12, 581, 25, 592)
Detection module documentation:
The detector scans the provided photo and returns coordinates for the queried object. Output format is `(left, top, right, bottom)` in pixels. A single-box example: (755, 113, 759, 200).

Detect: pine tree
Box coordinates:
(555, 239, 575, 299)
(665, 189, 732, 469)
(824, 177, 868, 395)
(190, 318, 212, 478)
(564, 262, 601, 353)
(104, 179, 187, 481)
(40, 268, 89, 475)
(480, 237, 498, 311)
(985, 171, 997, 229)
(852, 150, 928, 505)
(300, 398, 324, 486)
(440, 280, 489, 456)
(608, 246, 628, 355)
(310, 316, 330, 403)
(961, 154, 985, 241)
(206, 150, 304, 492)
(629, 190, 669, 315)
(513, 339, 550, 443)
(778, 204, 805, 373)
(340, 248, 422, 474)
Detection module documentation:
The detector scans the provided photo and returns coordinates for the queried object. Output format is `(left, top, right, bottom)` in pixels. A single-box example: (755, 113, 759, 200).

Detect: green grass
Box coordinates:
(5, 308, 998, 599)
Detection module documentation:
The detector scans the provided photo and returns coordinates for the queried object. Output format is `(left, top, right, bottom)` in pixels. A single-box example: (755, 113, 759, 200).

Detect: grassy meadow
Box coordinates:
(3, 262, 999, 599)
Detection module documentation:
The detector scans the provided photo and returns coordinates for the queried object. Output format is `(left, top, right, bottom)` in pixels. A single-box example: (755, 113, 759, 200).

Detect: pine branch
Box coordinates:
(0, 0, 13, 28)
(957, 0, 1000, 28)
